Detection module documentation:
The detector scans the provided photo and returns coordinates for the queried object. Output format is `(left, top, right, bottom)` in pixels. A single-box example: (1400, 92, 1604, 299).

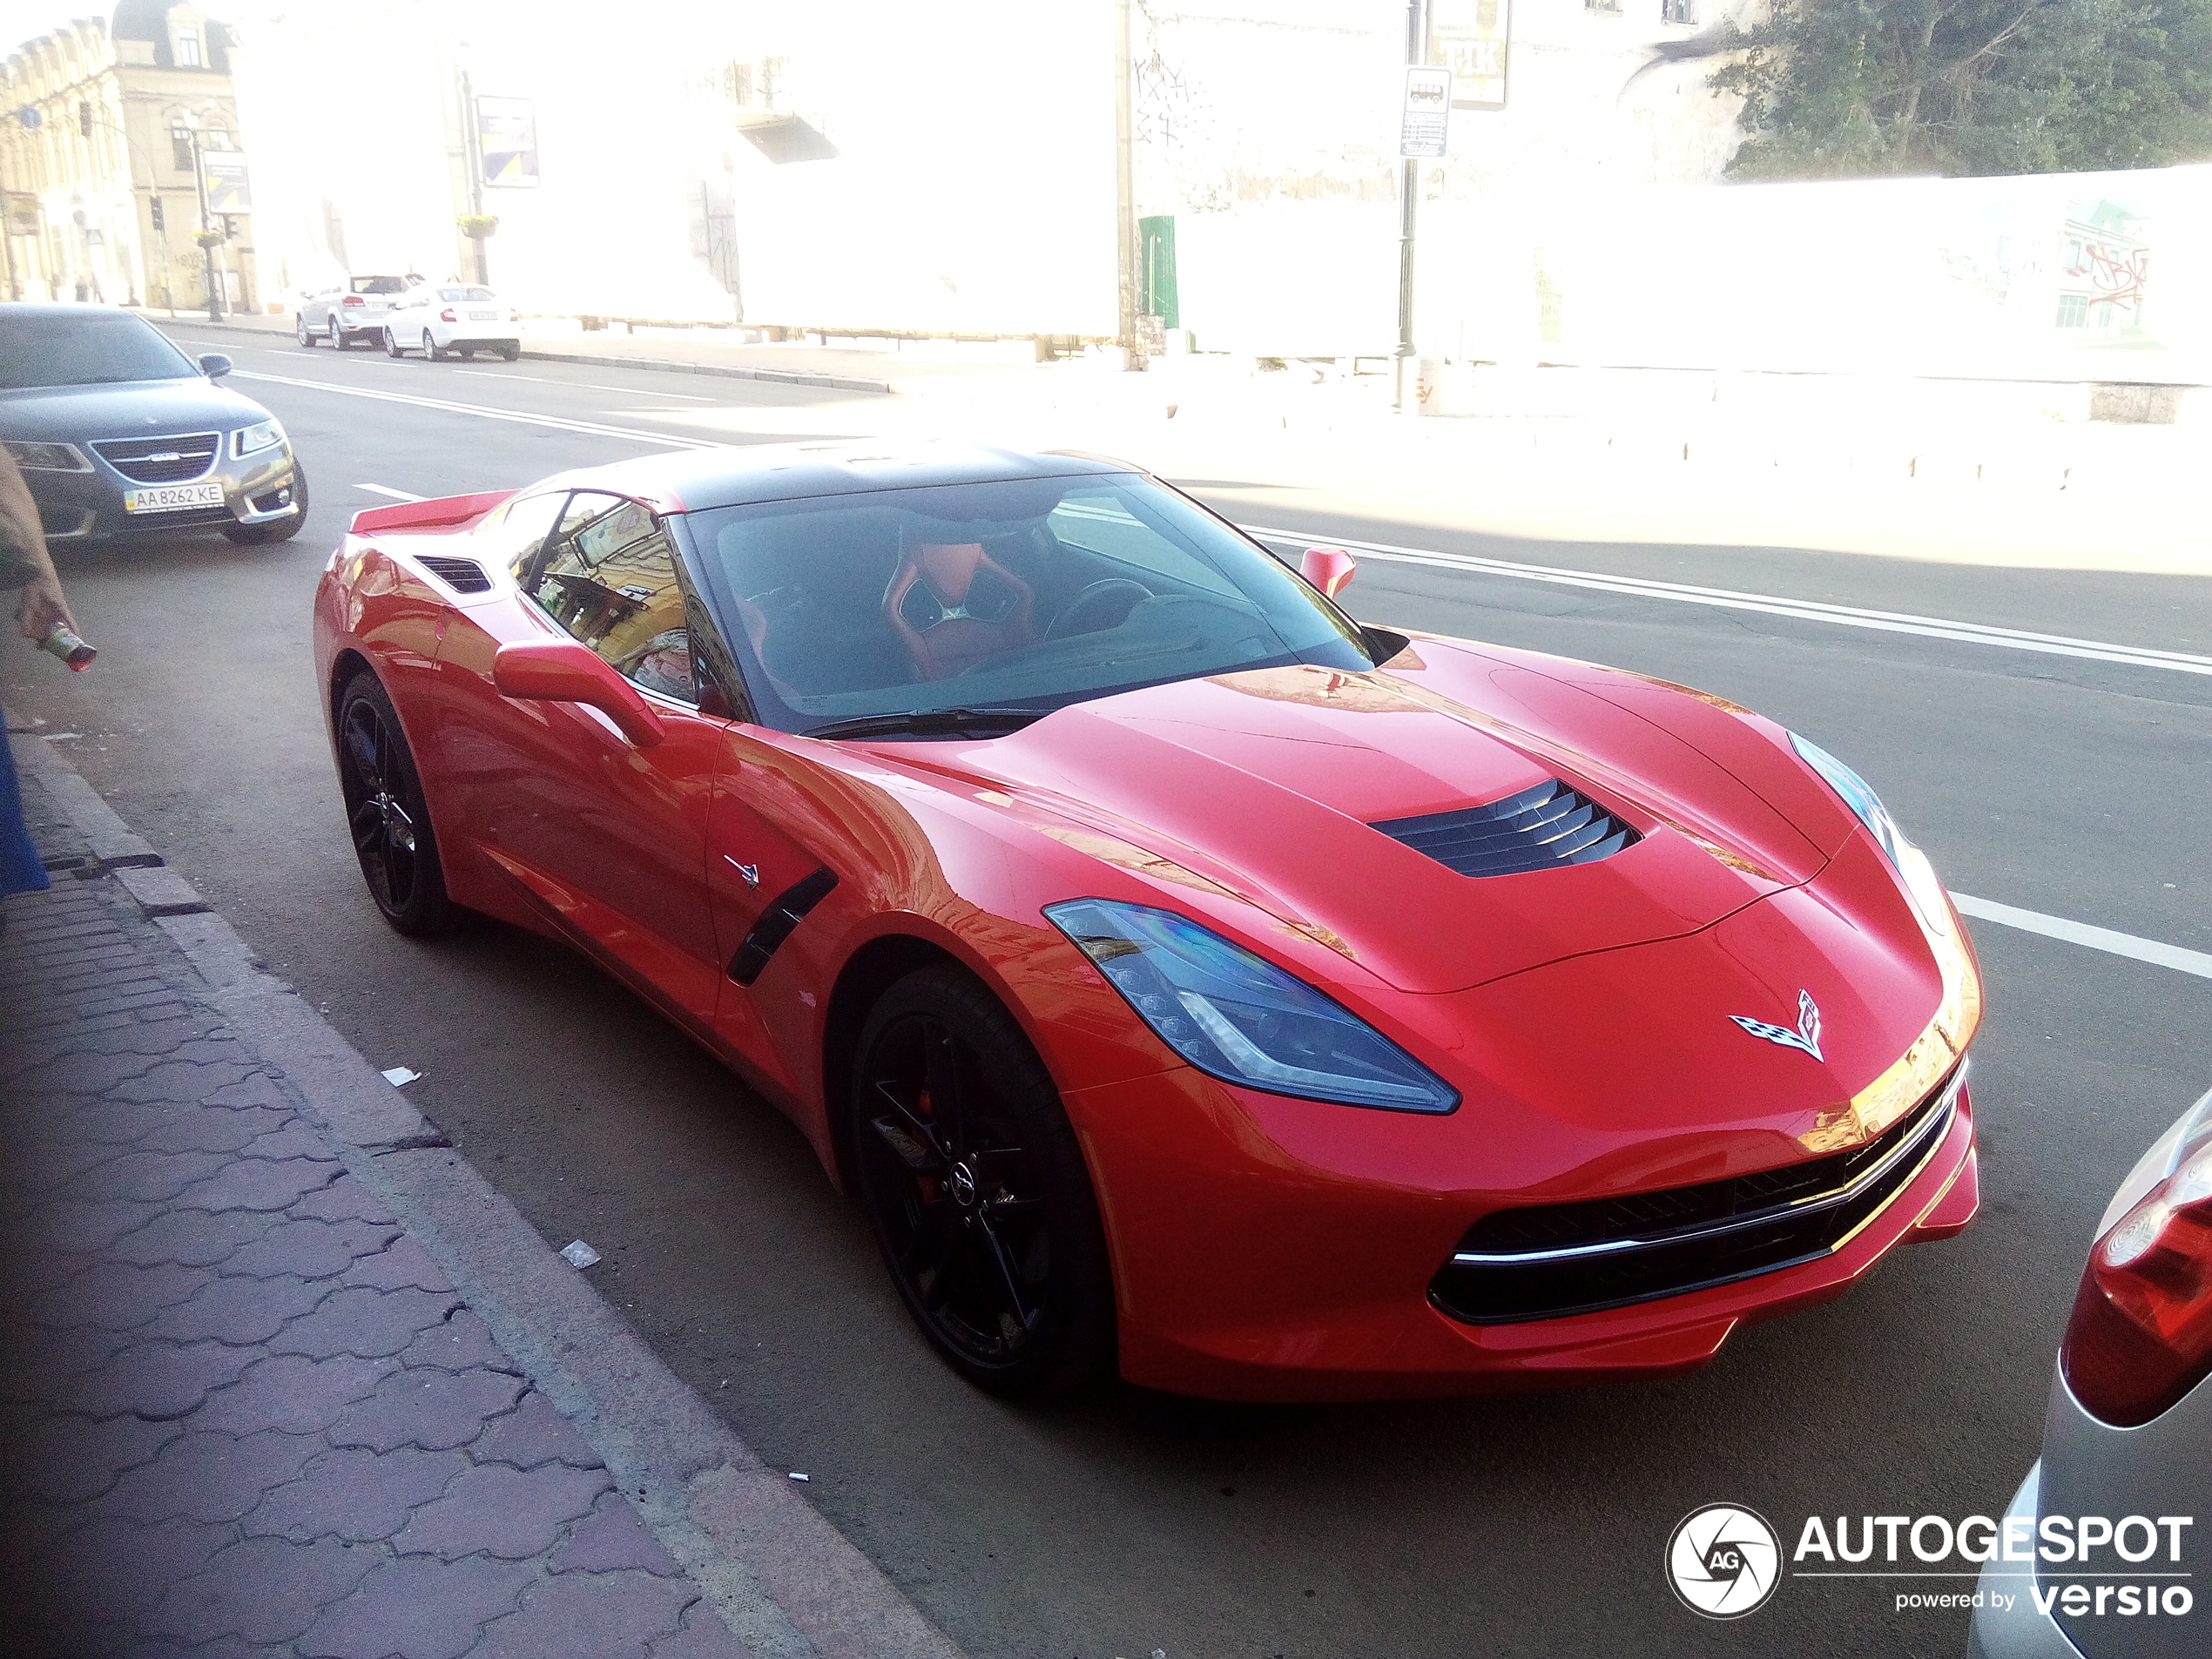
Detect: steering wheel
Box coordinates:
(1046, 579, 1152, 641)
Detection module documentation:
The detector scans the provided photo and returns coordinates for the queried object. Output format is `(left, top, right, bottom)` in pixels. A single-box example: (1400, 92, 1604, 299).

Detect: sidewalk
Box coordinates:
(0, 733, 963, 1659)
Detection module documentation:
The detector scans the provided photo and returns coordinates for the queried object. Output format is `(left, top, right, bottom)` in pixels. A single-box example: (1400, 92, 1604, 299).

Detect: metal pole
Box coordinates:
(1393, 0, 1426, 412)
(190, 129, 220, 320)
(1, 133, 22, 301)
(461, 68, 489, 286)
(1114, 0, 1138, 370)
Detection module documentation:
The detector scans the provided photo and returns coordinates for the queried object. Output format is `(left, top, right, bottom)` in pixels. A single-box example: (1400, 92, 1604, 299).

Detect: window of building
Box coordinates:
(1662, 0, 1696, 20)
(175, 30, 201, 66)
(172, 130, 195, 172)
(525, 493, 698, 705)
(2055, 293, 2088, 328)
(1585, 0, 1622, 11)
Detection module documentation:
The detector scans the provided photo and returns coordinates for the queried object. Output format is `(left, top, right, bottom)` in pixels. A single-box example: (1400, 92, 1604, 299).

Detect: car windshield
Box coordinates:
(351, 276, 406, 293)
(686, 473, 1378, 735)
(438, 287, 495, 301)
(0, 314, 199, 388)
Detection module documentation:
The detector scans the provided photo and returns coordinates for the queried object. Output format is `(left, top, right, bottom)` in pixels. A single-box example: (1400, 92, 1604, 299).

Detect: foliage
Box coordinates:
(455, 214, 500, 239)
(1712, 0, 2212, 179)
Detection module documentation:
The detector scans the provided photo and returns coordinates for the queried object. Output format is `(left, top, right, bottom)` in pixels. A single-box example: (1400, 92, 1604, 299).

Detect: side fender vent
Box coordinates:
(416, 556, 493, 594)
(1372, 779, 1638, 878)
(729, 868, 840, 987)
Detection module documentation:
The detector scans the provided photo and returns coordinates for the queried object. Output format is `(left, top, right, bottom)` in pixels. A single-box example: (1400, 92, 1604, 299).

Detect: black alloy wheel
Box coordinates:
(296, 313, 316, 347)
(852, 965, 1115, 1398)
(334, 671, 459, 935)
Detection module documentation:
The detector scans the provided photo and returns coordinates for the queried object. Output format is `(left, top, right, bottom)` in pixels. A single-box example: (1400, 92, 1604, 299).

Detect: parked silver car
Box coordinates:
(1967, 1086, 2211, 1659)
(295, 274, 414, 350)
(379, 282, 521, 361)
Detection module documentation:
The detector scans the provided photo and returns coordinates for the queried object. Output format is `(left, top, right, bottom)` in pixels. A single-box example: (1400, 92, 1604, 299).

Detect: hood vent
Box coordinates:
(1371, 779, 1638, 878)
(415, 556, 493, 594)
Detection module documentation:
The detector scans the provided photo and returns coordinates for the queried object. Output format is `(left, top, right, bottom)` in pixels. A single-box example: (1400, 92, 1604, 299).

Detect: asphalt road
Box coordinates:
(8, 329, 2209, 1659)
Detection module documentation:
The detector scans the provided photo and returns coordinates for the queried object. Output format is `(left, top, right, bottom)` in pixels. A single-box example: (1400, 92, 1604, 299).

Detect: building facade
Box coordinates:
(0, 2, 256, 311)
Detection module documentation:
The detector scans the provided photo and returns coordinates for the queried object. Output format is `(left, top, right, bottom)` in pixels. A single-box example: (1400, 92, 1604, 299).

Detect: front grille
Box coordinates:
(1372, 779, 1638, 878)
(116, 504, 237, 532)
(416, 556, 493, 593)
(1429, 1063, 1965, 1325)
(91, 432, 221, 483)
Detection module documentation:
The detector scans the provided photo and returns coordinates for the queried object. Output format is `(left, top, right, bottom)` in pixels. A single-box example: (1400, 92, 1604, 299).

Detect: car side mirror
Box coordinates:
(198, 353, 233, 379)
(1300, 545, 1356, 600)
(492, 638, 666, 747)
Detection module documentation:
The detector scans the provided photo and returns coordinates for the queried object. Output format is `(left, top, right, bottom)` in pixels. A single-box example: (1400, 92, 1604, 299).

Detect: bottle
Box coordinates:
(39, 624, 96, 671)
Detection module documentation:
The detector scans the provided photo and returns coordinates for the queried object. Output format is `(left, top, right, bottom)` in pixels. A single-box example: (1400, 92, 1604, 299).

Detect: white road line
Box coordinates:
(452, 369, 550, 381)
(1952, 894, 2212, 981)
(230, 368, 720, 450)
(451, 368, 711, 400)
(356, 483, 425, 502)
(1243, 525, 2212, 678)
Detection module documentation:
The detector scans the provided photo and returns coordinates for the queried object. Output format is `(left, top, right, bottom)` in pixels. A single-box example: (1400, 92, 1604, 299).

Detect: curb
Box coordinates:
(144, 315, 899, 396)
(10, 733, 965, 1659)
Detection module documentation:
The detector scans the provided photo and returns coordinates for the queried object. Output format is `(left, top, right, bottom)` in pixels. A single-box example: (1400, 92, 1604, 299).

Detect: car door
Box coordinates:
(437, 490, 731, 1034)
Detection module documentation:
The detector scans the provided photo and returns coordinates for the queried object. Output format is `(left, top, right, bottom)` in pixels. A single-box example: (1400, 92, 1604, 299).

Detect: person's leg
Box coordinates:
(0, 716, 52, 918)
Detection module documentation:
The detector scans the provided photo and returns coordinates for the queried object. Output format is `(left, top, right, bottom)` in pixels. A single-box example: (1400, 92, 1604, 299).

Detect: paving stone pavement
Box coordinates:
(1, 757, 751, 1659)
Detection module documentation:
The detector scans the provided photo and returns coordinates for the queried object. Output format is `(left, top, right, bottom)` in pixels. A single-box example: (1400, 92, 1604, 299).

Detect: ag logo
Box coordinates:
(1667, 1503, 1781, 1619)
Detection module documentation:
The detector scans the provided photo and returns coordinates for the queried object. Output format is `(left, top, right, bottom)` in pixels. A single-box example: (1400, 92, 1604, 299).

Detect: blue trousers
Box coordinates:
(1, 713, 51, 897)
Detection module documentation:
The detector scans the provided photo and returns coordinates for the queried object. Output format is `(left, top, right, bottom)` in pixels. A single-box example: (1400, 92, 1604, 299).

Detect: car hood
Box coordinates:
(894, 640, 1862, 994)
(0, 377, 269, 441)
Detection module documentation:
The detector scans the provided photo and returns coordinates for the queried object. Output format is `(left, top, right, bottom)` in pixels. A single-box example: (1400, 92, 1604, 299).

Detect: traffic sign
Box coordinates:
(1399, 66, 1453, 158)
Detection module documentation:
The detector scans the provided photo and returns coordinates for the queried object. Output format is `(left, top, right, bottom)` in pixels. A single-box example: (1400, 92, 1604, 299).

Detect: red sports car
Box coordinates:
(313, 442, 1982, 1401)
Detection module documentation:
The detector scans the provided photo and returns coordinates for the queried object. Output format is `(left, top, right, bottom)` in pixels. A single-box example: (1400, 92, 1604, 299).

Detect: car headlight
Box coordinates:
(1790, 732, 1952, 936)
(3, 439, 91, 472)
(232, 420, 286, 458)
(1044, 898, 1460, 1113)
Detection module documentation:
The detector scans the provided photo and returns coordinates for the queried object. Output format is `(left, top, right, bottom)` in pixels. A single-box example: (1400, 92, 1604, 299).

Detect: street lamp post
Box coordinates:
(171, 110, 221, 320)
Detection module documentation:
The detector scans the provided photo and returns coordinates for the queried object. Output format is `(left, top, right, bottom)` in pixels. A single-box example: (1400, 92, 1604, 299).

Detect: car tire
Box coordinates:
(328, 318, 347, 350)
(422, 330, 443, 362)
(334, 670, 462, 936)
(384, 327, 403, 357)
(851, 963, 1116, 1399)
(500, 342, 521, 362)
(221, 465, 309, 545)
(296, 314, 316, 347)
(458, 348, 475, 361)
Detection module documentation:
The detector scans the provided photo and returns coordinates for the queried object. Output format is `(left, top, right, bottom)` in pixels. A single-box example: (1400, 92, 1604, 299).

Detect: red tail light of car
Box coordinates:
(441, 308, 457, 322)
(2061, 1140, 2212, 1426)
(341, 293, 365, 307)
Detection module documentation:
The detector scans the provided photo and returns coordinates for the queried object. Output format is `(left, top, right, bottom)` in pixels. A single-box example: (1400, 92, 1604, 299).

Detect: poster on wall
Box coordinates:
(1431, 0, 1509, 111)
(476, 97, 540, 188)
(201, 151, 251, 213)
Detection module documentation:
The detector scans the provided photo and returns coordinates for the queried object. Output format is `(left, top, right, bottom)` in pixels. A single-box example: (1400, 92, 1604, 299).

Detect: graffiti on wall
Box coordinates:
(2057, 199, 2150, 336)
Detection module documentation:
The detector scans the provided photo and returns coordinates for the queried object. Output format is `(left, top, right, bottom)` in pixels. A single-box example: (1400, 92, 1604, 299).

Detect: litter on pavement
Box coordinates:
(788, 1472, 809, 1482)
(558, 1239, 602, 1269)
(380, 1066, 422, 1086)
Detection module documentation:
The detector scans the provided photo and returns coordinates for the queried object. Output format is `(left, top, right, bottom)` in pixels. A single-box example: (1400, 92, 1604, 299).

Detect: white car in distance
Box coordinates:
(296, 274, 412, 349)
(382, 284, 522, 362)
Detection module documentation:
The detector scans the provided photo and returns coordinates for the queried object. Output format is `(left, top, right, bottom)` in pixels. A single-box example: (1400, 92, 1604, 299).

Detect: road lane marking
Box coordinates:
(452, 369, 550, 381)
(1243, 525, 2212, 677)
(1951, 894, 2212, 980)
(451, 368, 712, 401)
(356, 483, 425, 502)
(229, 368, 720, 450)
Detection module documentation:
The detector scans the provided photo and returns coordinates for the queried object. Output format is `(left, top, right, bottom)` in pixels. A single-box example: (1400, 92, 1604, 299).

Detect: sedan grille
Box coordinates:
(1371, 779, 1638, 878)
(1428, 1063, 1965, 1325)
(415, 556, 493, 594)
(91, 432, 220, 483)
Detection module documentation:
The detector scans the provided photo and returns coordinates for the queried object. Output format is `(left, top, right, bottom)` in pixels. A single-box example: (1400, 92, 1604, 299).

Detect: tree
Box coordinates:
(1710, 0, 2212, 179)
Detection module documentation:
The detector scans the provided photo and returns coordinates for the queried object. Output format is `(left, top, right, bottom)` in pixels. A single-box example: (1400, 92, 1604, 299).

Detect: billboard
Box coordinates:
(1431, 0, 1509, 111)
(476, 97, 540, 188)
(201, 150, 251, 212)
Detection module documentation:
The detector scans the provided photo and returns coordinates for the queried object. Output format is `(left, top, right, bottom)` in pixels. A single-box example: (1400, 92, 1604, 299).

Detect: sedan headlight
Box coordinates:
(1045, 899, 1459, 1112)
(3, 439, 91, 472)
(232, 420, 286, 458)
(1790, 732, 1952, 936)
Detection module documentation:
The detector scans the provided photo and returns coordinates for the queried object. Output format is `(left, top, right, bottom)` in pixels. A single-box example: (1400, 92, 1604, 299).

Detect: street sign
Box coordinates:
(202, 150, 252, 213)
(476, 97, 540, 188)
(1399, 66, 1453, 158)
(1432, 0, 1511, 111)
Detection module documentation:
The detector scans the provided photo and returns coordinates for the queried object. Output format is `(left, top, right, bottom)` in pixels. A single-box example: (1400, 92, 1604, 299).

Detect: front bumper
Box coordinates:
(27, 446, 302, 540)
(1073, 1062, 1977, 1400)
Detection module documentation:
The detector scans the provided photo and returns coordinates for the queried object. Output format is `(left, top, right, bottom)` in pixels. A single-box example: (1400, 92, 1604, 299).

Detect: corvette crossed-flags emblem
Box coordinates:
(1730, 989, 1824, 1062)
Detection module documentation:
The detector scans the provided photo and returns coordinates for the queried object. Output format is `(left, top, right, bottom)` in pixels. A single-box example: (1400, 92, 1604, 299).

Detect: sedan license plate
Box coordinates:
(123, 482, 226, 514)
(469, 311, 498, 320)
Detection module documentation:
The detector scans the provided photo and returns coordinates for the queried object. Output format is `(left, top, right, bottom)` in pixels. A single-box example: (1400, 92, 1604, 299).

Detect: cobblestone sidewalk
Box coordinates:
(0, 757, 747, 1658)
